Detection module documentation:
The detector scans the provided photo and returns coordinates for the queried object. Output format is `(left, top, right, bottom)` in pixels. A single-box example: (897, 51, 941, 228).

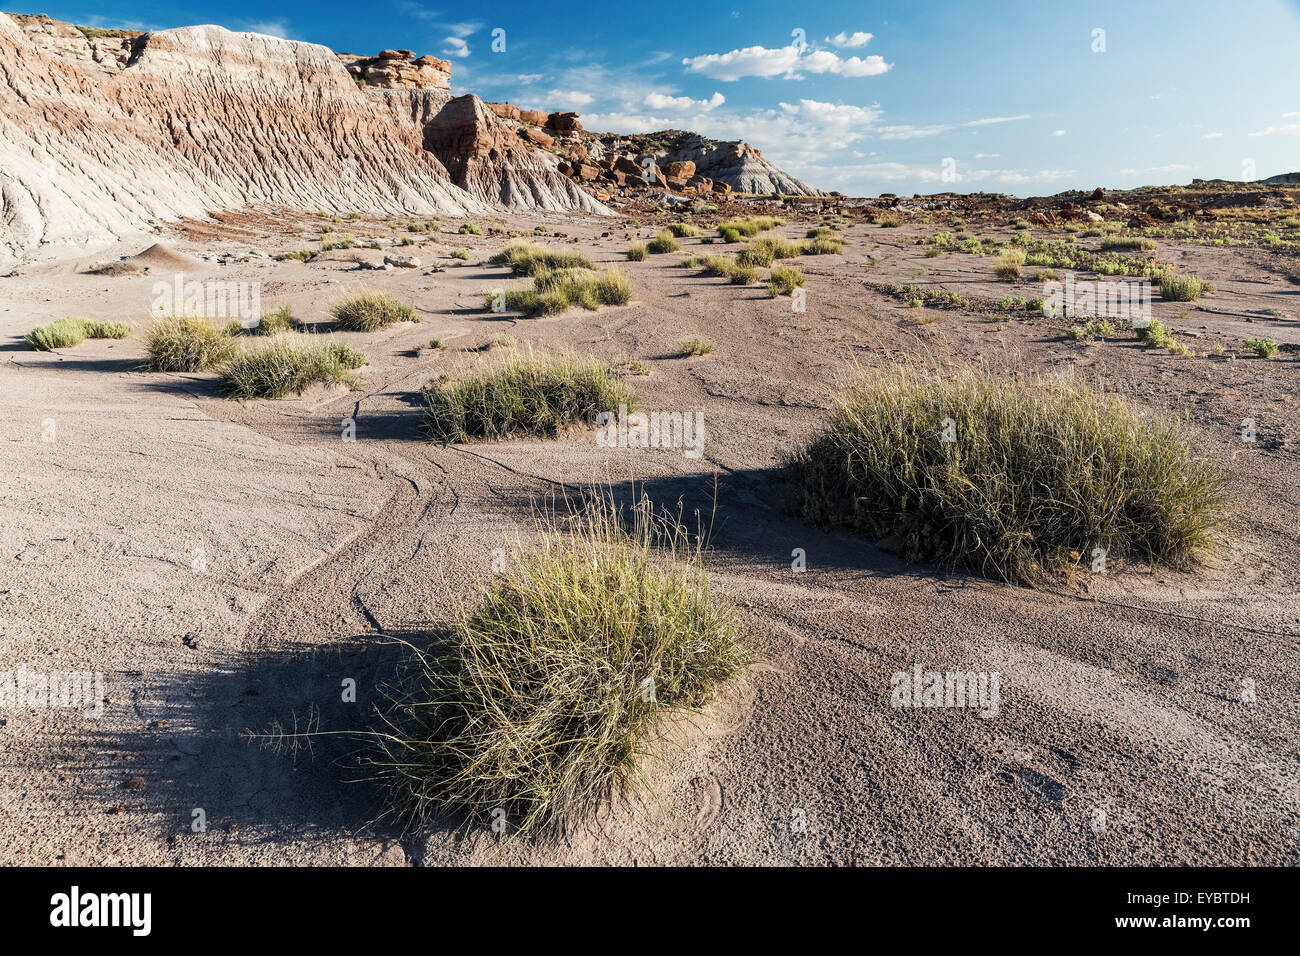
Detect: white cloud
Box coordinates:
(681, 44, 890, 81)
(1282, 111, 1300, 118)
(546, 89, 595, 108)
(1249, 123, 1300, 136)
(1201, 132, 1223, 139)
(827, 31, 873, 48)
(973, 153, 1000, 159)
(517, 74, 544, 85)
(644, 91, 726, 111)
(442, 37, 470, 58)
(239, 19, 294, 39)
(1052, 129, 1066, 136)
(878, 114, 1031, 140)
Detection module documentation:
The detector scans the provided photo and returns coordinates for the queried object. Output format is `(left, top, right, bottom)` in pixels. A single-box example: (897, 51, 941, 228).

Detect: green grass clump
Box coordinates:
(625, 244, 647, 261)
(422, 349, 638, 442)
(458, 223, 483, 235)
(717, 216, 784, 239)
(25, 317, 130, 351)
(1156, 272, 1212, 302)
(677, 338, 714, 357)
(491, 241, 594, 276)
(800, 236, 844, 255)
(145, 316, 237, 371)
(993, 250, 1025, 281)
(768, 265, 805, 297)
(877, 214, 902, 228)
(488, 267, 632, 316)
(1067, 320, 1118, 341)
(371, 494, 745, 835)
(450, 248, 471, 261)
(806, 226, 839, 240)
(682, 255, 758, 285)
(786, 364, 1226, 585)
(667, 222, 700, 237)
(1244, 338, 1279, 358)
(250, 305, 297, 335)
(330, 291, 417, 331)
(647, 231, 680, 254)
(218, 338, 367, 399)
(1100, 236, 1158, 252)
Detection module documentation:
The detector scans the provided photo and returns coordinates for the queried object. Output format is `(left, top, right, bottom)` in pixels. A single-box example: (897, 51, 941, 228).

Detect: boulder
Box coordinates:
(572, 162, 601, 180)
(664, 160, 696, 180)
(384, 254, 421, 268)
(520, 127, 554, 148)
(545, 111, 582, 132)
(519, 109, 548, 126)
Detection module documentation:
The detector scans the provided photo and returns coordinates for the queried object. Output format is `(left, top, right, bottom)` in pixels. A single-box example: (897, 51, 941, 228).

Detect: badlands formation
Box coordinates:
(1, 13, 1298, 868)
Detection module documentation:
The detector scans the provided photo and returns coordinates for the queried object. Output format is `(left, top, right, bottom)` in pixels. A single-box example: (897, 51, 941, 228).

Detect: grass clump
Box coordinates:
(992, 250, 1026, 281)
(877, 214, 902, 228)
(717, 216, 784, 239)
(768, 265, 805, 297)
(145, 316, 237, 371)
(1100, 236, 1158, 252)
(251, 305, 297, 335)
(1244, 338, 1279, 358)
(682, 255, 758, 285)
(330, 291, 417, 331)
(786, 364, 1225, 585)
(422, 348, 638, 442)
(647, 231, 680, 254)
(372, 494, 745, 836)
(677, 338, 714, 357)
(25, 317, 130, 351)
(806, 226, 839, 240)
(625, 244, 648, 261)
(450, 248, 471, 261)
(488, 267, 633, 316)
(1136, 319, 1175, 348)
(1156, 272, 1212, 302)
(218, 338, 367, 399)
(458, 223, 483, 235)
(491, 241, 594, 276)
(667, 222, 700, 238)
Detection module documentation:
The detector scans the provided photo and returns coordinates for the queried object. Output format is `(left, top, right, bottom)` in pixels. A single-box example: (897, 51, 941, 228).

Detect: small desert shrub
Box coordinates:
(993, 250, 1025, 281)
(1244, 338, 1279, 358)
(806, 226, 839, 240)
(251, 305, 297, 335)
(1100, 236, 1158, 252)
(800, 236, 844, 255)
(1156, 272, 1211, 302)
(683, 255, 757, 285)
(279, 249, 315, 262)
(25, 317, 130, 351)
(1067, 319, 1118, 341)
(422, 349, 637, 442)
(331, 291, 417, 331)
(718, 216, 783, 239)
(877, 214, 902, 228)
(1136, 319, 1175, 348)
(458, 223, 483, 235)
(491, 241, 593, 276)
(677, 338, 714, 357)
(786, 364, 1225, 584)
(719, 226, 744, 243)
(625, 244, 648, 261)
(533, 225, 549, 236)
(647, 231, 680, 254)
(427, 338, 445, 350)
(768, 265, 805, 297)
(145, 316, 237, 371)
(372, 494, 745, 835)
(450, 248, 470, 260)
(218, 338, 367, 399)
(489, 267, 632, 316)
(667, 222, 700, 237)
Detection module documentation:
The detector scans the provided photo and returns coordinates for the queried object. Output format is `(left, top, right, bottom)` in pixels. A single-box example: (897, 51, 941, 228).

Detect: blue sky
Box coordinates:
(30, 0, 1300, 195)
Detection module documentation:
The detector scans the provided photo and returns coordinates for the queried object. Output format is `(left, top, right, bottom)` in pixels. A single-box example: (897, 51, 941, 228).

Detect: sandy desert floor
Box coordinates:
(2, 207, 1298, 865)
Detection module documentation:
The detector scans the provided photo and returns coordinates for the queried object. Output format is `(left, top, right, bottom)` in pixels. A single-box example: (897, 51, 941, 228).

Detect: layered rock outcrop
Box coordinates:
(0, 15, 606, 270)
(336, 49, 451, 90)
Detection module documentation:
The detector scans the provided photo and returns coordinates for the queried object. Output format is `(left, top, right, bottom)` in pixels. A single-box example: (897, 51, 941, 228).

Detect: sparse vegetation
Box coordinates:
(458, 223, 483, 235)
(717, 216, 784, 239)
(667, 222, 700, 238)
(451, 248, 471, 260)
(372, 494, 745, 835)
(677, 338, 714, 357)
(768, 265, 805, 297)
(1244, 337, 1280, 358)
(877, 214, 902, 228)
(625, 244, 647, 261)
(218, 338, 367, 399)
(680, 255, 758, 285)
(487, 267, 632, 316)
(491, 241, 594, 276)
(993, 250, 1026, 281)
(786, 364, 1225, 585)
(421, 349, 637, 443)
(1156, 271, 1212, 302)
(25, 317, 130, 351)
(145, 316, 237, 372)
(647, 231, 680, 254)
(331, 291, 418, 331)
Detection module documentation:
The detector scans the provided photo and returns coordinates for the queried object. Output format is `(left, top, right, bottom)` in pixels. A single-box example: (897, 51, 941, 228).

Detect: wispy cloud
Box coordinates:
(1249, 123, 1300, 136)
(442, 36, 470, 58)
(546, 89, 595, 108)
(682, 44, 891, 81)
(644, 91, 725, 111)
(878, 114, 1032, 140)
(826, 31, 873, 48)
